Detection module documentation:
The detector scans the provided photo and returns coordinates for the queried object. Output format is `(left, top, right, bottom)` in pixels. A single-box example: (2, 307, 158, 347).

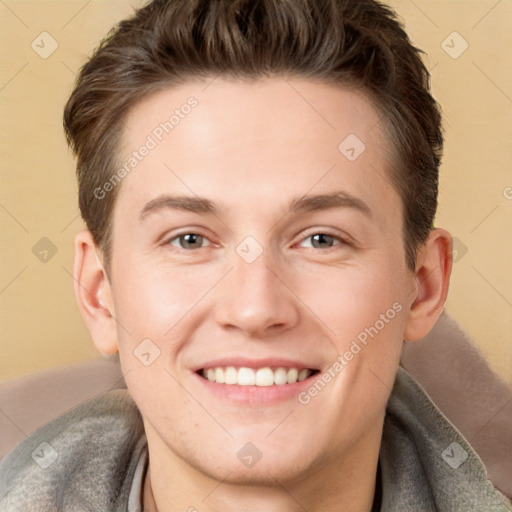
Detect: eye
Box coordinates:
(168, 233, 211, 250)
(299, 233, 344, 249)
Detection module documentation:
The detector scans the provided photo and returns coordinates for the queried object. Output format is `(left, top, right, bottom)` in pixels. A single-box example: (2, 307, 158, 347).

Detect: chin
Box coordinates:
(190, 443, 324, 489)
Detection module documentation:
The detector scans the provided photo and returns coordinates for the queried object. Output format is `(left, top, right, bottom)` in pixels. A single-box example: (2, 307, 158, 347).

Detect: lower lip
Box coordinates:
(193, 371, 320, 406)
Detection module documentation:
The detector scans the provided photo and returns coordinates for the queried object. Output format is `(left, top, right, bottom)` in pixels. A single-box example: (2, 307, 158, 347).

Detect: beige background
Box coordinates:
(0, 0, 511, 386)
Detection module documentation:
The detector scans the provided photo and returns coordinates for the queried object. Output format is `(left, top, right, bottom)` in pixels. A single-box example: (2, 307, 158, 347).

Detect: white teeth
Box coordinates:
(238, 367, 256, 386)
(274, 367, 288, 385)
(200, 366, 315, 386)
(286, 368, 298, 384)
(214, 367, 225, 384)
(297, 369, 310, 382)
(224, 366, 238, 385)
(256, 367, 274, 386)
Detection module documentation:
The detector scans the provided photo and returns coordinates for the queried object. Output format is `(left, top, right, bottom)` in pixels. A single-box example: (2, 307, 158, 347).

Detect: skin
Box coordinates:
(74, 78, 452, 511)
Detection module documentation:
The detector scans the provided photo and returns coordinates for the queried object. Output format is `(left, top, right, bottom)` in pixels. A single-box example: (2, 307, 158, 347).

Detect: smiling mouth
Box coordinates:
(198, 366, 320, 386)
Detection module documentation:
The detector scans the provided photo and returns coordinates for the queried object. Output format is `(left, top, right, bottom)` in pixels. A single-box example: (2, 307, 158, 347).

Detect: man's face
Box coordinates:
(108, 78, 416, 485)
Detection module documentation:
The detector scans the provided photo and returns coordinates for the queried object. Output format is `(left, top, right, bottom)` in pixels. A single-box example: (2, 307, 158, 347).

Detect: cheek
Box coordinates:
(290, 263, 408, 459)
(294, 258, 407, 342)
(111, 256, 218, 341)
(293, 256, 409, 408)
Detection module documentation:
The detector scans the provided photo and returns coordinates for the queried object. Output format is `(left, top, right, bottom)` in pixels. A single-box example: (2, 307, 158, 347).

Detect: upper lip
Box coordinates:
(192, 356, 322, 372)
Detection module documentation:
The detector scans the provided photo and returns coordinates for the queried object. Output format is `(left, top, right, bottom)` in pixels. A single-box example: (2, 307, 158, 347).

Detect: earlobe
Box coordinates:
(73, 230, 119, 355)
(403, 228, 453, 341)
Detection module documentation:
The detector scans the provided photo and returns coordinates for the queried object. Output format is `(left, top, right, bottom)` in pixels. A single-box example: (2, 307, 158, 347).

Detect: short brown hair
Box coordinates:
(64, 0, 442, 272)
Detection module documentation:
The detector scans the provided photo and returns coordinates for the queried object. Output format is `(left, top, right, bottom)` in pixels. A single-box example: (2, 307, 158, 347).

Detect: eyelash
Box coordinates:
(165, 231, 349, 251)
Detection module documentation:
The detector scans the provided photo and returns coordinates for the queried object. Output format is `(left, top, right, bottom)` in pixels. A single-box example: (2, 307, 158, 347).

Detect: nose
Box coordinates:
(214, 249, 300, 338)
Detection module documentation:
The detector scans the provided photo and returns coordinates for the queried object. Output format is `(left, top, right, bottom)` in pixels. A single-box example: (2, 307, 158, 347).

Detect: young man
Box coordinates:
(0, 0, 510, 510)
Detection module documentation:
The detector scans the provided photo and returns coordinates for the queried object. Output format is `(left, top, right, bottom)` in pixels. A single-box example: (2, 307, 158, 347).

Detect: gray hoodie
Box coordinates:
(0, 367, 511, 511)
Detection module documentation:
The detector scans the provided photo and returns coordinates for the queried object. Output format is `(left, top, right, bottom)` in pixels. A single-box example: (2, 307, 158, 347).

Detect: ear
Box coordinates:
(403, 228, 453, 341)
(73, 230, 119, 355)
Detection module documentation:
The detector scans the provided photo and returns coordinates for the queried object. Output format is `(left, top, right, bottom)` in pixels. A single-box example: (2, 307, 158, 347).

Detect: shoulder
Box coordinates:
(381, 367, 512, 511)
(0, 389, 145, 512)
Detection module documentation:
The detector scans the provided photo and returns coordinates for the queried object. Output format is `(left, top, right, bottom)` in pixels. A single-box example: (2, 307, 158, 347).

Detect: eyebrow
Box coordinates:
(140, 195, 215, 220)
(289, 191, 372, 217)
(139, 191, 372, 221)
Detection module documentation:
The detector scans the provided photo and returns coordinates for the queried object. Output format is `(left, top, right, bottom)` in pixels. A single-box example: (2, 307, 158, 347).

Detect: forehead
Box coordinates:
(114, 78, 399, 224)
(123, 78, 384, 154)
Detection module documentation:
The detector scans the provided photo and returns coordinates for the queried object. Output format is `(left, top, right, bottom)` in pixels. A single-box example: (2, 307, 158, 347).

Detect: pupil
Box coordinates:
(313, 234, 332, 248)
(182, 234, 202, 248)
